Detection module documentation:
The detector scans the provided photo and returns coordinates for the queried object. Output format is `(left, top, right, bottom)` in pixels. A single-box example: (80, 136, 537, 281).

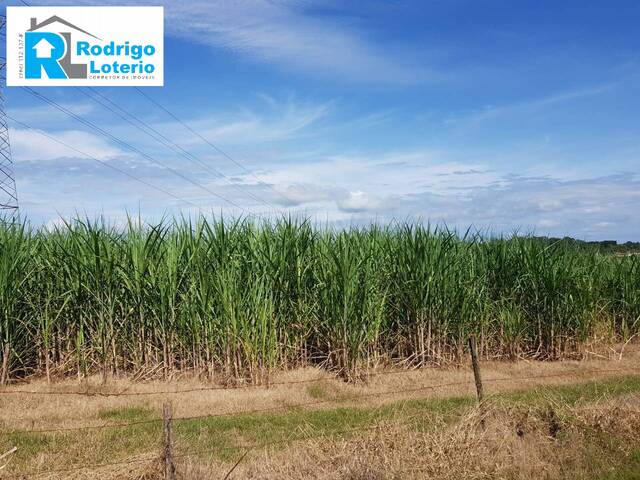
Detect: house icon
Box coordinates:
(33, 38, 56, 58)
(28, 16, 101, 41)
(26, 15, 101, 79)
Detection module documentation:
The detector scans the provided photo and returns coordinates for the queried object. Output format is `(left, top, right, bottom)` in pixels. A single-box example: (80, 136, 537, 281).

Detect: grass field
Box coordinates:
(1, 352, 639, 479)
(1, 217, 639, 477)
(1, 217, 639, 384)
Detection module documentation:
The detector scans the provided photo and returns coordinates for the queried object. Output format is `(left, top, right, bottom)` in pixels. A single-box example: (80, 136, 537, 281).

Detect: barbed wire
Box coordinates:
(0, 374, 340, 397)
(3, 368, 634, 435)
(1, 368, 637, 478)
(2, 421, 405, 478)
(2, 453, 156, 479)
(0, 365, 456, 397)
(5, 378, 474, 434)
(0, 365, 632, 398)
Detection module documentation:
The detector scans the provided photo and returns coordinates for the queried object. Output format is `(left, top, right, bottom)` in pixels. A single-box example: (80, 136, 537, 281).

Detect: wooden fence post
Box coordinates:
(468, 335, 484, 403)
(162, 402, 176, 480)
(1, 343, 10, 386)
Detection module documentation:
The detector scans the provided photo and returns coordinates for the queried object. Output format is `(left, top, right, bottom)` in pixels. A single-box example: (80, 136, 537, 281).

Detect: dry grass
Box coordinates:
(9, 400, 639, 480)
(177, 397, 640, 480)
(1, 346, 639, 479)
(3, 345, 638, 430)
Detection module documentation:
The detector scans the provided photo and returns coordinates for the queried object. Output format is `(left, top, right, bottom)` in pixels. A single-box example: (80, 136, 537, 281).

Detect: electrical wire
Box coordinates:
(5, 113, 200, 209)
(78, 88, 282, 212)
(21, 87, 253, 214)
(134, 87, 294, 207)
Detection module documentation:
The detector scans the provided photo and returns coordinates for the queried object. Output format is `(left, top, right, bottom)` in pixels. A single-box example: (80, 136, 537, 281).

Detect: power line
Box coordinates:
(78, 88, 281, 212)
(10, 0, 285, 219)
(134, 87, 294, 207)
(5, 114, 200, 209)
(21, 86, 252, 214)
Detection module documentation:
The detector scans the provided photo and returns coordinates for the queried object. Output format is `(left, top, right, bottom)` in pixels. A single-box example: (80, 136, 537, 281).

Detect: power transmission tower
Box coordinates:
(0, 15, 19, 218)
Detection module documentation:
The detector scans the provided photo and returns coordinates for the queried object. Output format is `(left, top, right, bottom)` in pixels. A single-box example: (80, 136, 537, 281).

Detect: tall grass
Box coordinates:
(0, 216, 637, 383)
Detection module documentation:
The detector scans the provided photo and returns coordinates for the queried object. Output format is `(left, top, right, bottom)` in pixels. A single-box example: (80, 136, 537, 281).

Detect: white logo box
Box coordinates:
(6, 6, 164, 86)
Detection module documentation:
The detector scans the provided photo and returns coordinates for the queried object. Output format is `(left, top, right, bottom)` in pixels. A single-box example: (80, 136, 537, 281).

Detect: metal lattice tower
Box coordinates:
(0, 15, 19, 218)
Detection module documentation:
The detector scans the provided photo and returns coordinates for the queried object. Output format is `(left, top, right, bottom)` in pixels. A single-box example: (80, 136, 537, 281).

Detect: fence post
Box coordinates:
(162, 402, 176, 480)
(1, 343, 10, 386)
(468, 335, 484, 403)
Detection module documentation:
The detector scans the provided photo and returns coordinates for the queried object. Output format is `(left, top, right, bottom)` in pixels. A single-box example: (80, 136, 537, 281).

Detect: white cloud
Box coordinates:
(414, 174, 640, 240)
(337, 190, 385, 213)
(172, 98, 331, 145)
(594, 221, 614, 228)
(12, 141, 640, 240)
(447, 83, 614, 130)
(270, 183, 337, 206)
(248, 151, 500, 198)
(220, 149, 640, 239)
(164, 0, 432, 83)
(10, 128, 124, 161)
(33, 0, 432, 83)
(7, 102, 96, 124)
(537, 219, 559, 228)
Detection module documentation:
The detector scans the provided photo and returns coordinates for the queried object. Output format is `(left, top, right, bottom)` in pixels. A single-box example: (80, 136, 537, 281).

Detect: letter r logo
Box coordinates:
(25, 32, 68, 79)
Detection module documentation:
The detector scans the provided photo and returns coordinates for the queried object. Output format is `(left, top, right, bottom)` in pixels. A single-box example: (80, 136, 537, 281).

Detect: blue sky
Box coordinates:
(2, 0, 640, 240)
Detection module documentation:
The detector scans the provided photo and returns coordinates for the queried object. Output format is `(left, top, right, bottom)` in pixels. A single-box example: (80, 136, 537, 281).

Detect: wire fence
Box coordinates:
(0, 367, 422, 397)
(0, 365, 631, 398)
(0, 362, 636, 479)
